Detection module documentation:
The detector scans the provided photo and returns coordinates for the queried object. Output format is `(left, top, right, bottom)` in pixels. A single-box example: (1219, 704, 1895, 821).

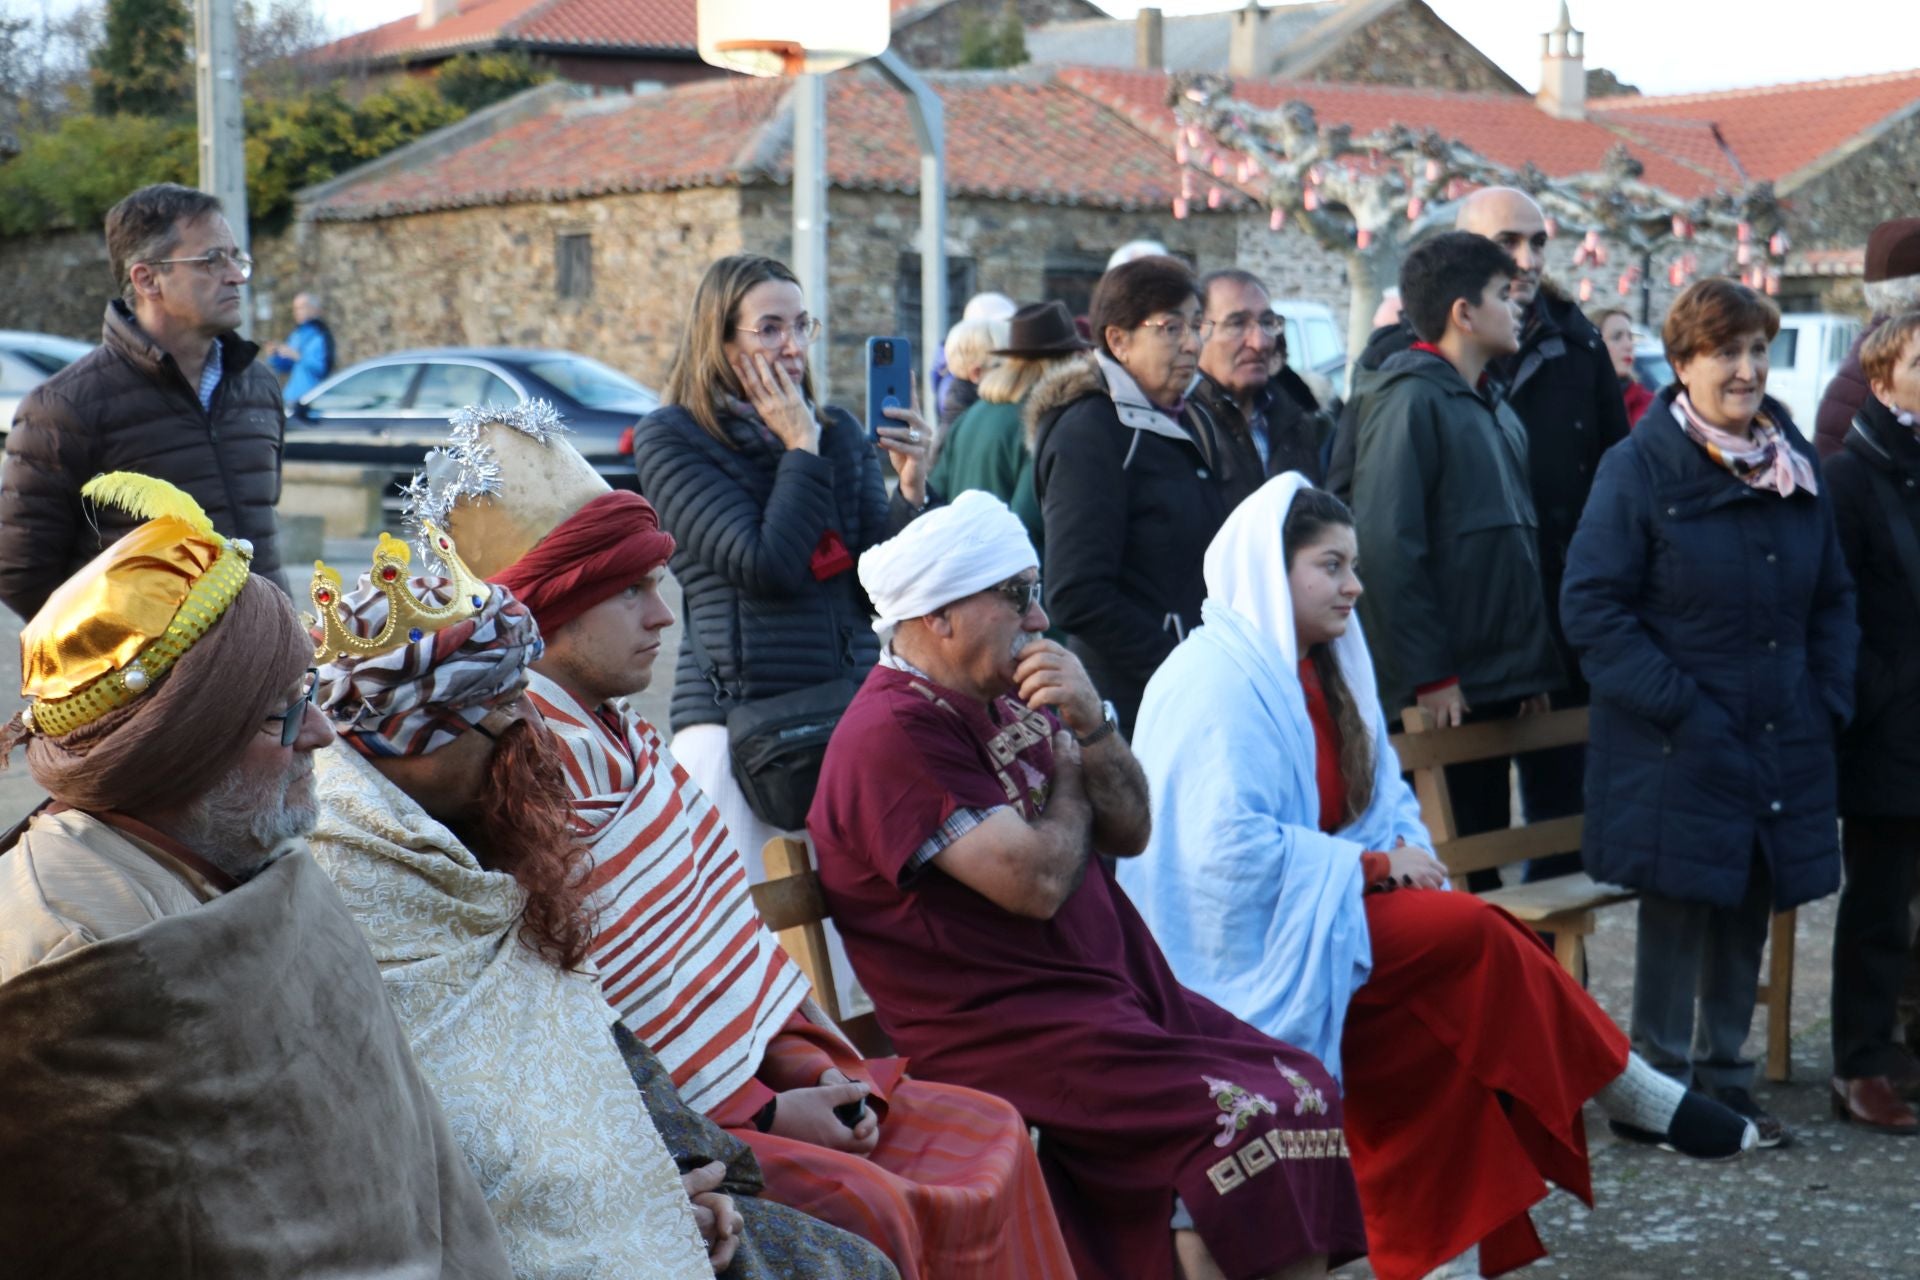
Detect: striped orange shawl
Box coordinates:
(529, 672, 810, 1112)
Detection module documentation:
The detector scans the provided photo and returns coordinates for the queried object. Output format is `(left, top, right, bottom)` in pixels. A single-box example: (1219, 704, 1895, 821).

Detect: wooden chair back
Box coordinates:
(750, 836, 893, 1059)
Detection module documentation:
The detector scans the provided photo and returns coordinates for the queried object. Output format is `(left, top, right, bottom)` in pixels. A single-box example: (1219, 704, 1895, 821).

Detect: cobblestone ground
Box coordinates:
(3, 560, 1912, 1279)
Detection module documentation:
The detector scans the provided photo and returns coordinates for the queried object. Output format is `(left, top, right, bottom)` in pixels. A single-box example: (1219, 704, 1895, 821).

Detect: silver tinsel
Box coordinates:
(403, 439, 504, 571)
(447, 397, 570, 448)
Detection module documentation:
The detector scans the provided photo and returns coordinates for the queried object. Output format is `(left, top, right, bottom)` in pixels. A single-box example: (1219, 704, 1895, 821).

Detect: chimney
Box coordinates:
(1228, 0, 1266, 78)
(1536, 1, 1586, 120)
(419, 0, 458, 30)
(1136, 7, 1164, 70)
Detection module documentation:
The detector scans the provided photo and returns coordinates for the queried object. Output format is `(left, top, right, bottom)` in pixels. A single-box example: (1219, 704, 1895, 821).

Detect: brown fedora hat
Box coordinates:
(992, 300, 1094, 357)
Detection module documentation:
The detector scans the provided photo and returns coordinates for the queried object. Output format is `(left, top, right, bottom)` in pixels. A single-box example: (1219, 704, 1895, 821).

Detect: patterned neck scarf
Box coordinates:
(1673, 391, 1817, 497)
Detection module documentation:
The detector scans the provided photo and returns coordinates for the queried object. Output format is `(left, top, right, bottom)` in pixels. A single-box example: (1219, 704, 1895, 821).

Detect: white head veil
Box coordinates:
(1202, 472, 1382, 723)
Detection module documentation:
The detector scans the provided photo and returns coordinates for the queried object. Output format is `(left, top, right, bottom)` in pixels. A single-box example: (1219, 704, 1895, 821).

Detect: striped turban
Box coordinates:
(315, 578, 542, 757)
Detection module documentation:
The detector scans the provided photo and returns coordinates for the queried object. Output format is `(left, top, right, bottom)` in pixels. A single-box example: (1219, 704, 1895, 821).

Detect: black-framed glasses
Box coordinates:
(991, 575, 1042, 613)
(732, 315, 823, 348)
(146, 247, 254, 280)
(265, 668, 319, 747)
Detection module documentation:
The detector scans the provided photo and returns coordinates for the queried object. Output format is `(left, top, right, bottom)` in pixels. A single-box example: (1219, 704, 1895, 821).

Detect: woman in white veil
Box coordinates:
(1121, 474, 1755, 1280)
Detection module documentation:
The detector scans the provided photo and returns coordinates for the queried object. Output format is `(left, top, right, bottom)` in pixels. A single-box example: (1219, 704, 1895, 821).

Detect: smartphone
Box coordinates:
(864, 336, 913, 442)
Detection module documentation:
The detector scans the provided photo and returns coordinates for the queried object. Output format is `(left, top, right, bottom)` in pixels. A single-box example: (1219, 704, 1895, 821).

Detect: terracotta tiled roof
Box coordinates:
(311, 0, 698, 64)
(1590, 69, 1920, 189)
(308, 68, 1199, 219)
(1058, 65, 1723, 197)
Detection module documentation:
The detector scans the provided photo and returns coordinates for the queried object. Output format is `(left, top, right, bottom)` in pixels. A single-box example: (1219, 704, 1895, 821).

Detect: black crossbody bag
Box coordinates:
(683, 613, 858, 832)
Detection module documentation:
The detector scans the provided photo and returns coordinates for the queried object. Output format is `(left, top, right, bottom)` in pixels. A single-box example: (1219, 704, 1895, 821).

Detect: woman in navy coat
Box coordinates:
(1561, 278, 1857, 1148)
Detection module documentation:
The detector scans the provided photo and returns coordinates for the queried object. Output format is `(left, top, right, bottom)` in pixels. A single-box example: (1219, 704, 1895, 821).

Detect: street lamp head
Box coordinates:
(696, 0, 891, 77)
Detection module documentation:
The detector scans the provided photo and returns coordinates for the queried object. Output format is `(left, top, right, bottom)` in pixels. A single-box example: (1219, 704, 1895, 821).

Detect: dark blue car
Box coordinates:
(287, 348, 658, 514)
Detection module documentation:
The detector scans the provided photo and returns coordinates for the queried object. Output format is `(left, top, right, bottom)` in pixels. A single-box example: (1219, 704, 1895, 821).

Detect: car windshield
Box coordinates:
(523, 356, 658, 413)
(1633, 350, 1674, 392)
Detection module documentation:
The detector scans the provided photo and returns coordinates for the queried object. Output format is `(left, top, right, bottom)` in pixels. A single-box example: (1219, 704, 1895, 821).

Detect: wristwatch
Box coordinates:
(1075, 700, 1120, 748)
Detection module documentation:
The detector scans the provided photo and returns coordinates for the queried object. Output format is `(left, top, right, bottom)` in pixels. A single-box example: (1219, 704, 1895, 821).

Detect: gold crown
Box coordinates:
(21, 473, 254, 739)
(310, 521, 491, 663)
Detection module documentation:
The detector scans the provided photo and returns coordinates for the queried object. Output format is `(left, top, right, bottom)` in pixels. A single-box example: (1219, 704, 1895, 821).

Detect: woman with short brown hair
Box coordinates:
(1561, 276, 1858, 1148)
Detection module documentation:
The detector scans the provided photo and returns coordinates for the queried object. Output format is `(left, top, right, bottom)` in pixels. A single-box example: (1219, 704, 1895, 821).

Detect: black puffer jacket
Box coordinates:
(1187, 366, 1327, 484)
(0, 301, 287, 620)
(1029, 352, 1255, 731)
(633, 401, 912, 732)
(1349, 348, 1564, 713)
(1825, 394, 1920, 818)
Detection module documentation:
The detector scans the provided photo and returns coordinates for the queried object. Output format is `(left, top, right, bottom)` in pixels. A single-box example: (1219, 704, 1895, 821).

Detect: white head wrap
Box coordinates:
(1203, 472, 1381, 717)
(860, 490, 1038, 640)
(962, 291, 1017, 323)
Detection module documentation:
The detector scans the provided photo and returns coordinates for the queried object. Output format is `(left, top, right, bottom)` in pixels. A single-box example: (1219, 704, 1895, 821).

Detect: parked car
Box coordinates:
(287, 348, 658, 514)
(1271, 299, 1348, 400)
(1765, 312, 1861, 439)
(0, 331, 95, 437)
(1632, 337, 1673, 395)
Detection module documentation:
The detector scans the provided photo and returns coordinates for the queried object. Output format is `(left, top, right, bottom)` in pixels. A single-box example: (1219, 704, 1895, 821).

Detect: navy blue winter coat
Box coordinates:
(1559, 390, 1857, 910)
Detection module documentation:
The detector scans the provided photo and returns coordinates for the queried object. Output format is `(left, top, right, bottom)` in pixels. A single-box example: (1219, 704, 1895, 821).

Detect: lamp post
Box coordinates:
(696, 1, 946, 412)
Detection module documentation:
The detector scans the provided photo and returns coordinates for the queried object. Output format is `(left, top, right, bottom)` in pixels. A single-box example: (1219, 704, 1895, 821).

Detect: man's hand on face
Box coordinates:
(1014, 640, 1103, 737)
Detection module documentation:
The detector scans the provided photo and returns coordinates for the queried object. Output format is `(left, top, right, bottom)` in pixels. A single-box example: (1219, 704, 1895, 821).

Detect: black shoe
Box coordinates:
(1709, 1085, 1789, 1148)
(1606, 1092, 1757, 1160)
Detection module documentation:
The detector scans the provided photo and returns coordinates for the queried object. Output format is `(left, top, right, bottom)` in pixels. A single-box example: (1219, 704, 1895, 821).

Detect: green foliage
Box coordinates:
(956, 1, 1027, 70)
(0, 111, 193, 235)
(434, 50, 550, 114)
(245, 80, 465, 228)
(0, 78, 468, 235)
(90, 0, 192, 118)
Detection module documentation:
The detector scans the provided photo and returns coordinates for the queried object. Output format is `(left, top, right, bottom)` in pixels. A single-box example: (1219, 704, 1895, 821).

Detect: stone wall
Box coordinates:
(0, 229, 116, 340)
(277, 188, 746, 386)
(1306, 2, 1519, 95)
(1783, 110, 1920, 257)
(739, 186, 1241, 398)
(894, 0, 1105, 70)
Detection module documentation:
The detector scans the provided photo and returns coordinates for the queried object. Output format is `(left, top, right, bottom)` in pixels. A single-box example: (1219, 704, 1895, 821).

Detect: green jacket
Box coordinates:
(1348, 348, 1564, 712)
(930, 396, 1044, 556)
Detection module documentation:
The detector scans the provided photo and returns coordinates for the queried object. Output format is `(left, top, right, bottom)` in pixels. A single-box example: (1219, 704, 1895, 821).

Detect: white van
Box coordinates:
(1271, 300, 1348, 400)
(1766, 313, 1860, 438)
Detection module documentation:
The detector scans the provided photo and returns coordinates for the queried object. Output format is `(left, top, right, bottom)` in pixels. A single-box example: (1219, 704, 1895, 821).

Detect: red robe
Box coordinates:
(810, 666, 1368, 1280)
(1301, 657, 1632, 1280)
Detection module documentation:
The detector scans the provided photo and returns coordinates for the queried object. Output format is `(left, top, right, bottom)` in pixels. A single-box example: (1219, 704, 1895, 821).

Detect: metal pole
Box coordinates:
(195, 0, 251, 337)
(791, 74, 829, 404)
(874, 50, 945, 417)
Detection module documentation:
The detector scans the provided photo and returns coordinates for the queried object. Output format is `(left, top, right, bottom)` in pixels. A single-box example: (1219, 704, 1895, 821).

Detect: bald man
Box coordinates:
(1332, 188, 1628, 888)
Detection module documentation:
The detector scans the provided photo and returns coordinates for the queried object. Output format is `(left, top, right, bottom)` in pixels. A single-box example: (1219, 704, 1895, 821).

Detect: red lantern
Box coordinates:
(1579, 277, 1594, 302)
(1617, 273, 1632, 295)
(1737, 220, 1752, 243)
(1175, 140, 1189, 165)
(1769, 230, 1789, 257)
(1544, 215, 1559, 238)
(1668, 261, 1685, 287)
(1357, 227, 1373, 249)
(1425, 158, 1442, 182)
(1207, 185, 1222, 210)
(1173, 197, 1189, 220)
(1406, 196, 1424, 221)
(1765, 269, 1781, 296)
(1736, 242, 1752, 266)
(1270, 207, 1286, 231)
(1303, 188, 1319, 212)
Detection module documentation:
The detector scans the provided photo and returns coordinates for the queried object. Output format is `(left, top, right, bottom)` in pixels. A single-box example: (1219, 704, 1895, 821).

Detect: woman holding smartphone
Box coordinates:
(633, 254, 931, 887)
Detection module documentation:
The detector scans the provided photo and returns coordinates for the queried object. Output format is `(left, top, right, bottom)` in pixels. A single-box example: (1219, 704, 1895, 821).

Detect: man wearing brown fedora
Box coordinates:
(928, 299, 1092, 555)
(1191, 269, 1329, 484)
(1817, 217, 1920, 459)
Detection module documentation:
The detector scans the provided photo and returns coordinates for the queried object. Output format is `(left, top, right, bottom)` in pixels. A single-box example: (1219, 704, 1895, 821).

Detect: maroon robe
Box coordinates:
(809, 666, 1367, 1280)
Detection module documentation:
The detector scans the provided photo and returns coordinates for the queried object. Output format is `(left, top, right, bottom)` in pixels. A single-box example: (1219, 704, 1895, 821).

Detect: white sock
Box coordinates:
(1595, 1052, 1687, 1133)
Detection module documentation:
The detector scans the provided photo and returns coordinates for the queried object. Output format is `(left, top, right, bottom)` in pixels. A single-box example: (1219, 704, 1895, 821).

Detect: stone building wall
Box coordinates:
(894, 0, 1105, 71)
(279, 187, 746, 384)
(1782, 111, 1920, 263)
(739, 186, 1241, 399)
(1305, 2, 1519, 95)
(0, 229, 118, 340)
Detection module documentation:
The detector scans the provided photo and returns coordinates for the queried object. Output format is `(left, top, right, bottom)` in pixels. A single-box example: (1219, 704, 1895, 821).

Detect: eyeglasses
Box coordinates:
(1137, 316, 1214, 344)
(991, 575, 1042, 613)
(264, 669, 319, 747)
(145, 246, 254, 280)
(733, 315, 823, 348)
(1210, 312, 1284, 342)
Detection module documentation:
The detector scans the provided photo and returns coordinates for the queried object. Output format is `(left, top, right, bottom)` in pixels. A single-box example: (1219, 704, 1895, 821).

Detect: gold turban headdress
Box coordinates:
(5, 473, 312, 814)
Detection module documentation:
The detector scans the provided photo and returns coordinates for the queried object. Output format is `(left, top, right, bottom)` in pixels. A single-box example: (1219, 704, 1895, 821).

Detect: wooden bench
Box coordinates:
(748, 836, 894, 1059)
(1390, 704, 1797, 1083)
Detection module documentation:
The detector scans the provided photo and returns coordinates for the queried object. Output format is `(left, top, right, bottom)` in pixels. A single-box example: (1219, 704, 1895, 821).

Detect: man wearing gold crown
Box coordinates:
(0, 474, 513, 1279)
(415, 405, 1073, 1279)
(305, 498, 900, 1280)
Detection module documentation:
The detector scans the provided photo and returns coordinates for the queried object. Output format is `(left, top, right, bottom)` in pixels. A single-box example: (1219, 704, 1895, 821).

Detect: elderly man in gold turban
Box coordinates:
(0, 474, 512, 1280)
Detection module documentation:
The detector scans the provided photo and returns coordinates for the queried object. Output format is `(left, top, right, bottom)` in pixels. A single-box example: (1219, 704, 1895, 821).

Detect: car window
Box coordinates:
(1304, 318, 1341, 369)
(10, 348, 80, 377)
(1829, 323, 1857, 365)
(410, 363, 518, 413)
(306, 364, 418, 414)
(522, 356, 659, 414)
(1769, 329, 1798, 369)
(0, 352, 42, 394)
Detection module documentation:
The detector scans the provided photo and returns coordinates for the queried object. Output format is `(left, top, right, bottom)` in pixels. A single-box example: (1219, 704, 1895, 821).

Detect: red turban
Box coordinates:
(488, 490, 676, 638)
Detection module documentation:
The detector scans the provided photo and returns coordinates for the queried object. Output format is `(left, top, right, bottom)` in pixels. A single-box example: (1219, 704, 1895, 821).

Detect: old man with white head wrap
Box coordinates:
(810, 492, 1367, 1280)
